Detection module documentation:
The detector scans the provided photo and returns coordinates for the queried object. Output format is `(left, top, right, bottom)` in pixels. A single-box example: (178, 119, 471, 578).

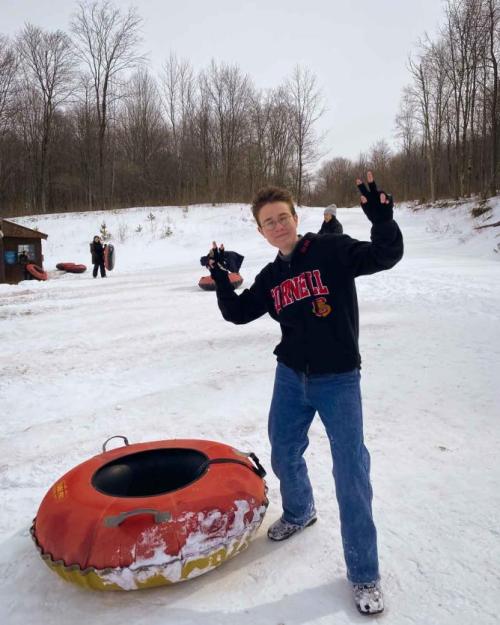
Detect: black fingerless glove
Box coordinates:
(206, 245, 229, 281)
(357, 179, 394, 224)
(209, 262, 229, 281)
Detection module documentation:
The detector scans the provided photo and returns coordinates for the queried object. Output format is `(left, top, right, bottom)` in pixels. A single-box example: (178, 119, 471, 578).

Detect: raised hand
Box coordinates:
(356, 171, 393, 224)
(207, 241, 224, 265)
(206, 241, 228, 278)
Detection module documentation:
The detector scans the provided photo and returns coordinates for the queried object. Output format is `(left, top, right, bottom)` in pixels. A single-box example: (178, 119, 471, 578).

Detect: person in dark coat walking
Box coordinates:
(319, 204, 343, 234)
(90, 235, 106, 278)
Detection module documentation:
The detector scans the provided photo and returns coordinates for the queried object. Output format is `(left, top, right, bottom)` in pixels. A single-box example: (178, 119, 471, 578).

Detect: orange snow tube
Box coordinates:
(56, 262, 87, 273)
(198, 272, 243, 291)
(31, 436, 268, 591)
(26, 263, 48, 281)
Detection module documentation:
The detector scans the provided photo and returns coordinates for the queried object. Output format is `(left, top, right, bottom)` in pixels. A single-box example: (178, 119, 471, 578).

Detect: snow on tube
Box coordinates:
(56, 262, 87, 273)
(198, 273, 243, 291)
(26, 263, 48, 281)
(104, 244, 115, 271)
(31, 436, 268, 591)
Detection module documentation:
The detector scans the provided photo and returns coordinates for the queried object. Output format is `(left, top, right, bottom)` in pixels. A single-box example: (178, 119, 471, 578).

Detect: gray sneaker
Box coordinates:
(352, 581, 384, 615)
(267, 514, 317, 541)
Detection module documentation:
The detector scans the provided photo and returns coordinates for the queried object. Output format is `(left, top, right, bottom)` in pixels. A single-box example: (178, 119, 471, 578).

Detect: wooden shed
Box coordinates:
(0, 219, 48, 284)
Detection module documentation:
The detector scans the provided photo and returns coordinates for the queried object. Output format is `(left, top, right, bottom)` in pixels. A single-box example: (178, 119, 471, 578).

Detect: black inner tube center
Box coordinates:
(92, 448, 209, 497)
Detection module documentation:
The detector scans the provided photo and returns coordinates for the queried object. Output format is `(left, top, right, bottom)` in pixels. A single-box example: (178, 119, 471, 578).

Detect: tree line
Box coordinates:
(314, 0, 500, 207)
(0, 0, 323, 217)
(1, 0, 499, 218)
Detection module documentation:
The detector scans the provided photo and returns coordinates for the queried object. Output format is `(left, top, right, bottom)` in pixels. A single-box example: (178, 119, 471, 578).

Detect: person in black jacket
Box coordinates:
(90, 235, 106, 278)
(206, 172, 403, 615)
(18, 250, 31, 280)
(319, 204, 343, 234)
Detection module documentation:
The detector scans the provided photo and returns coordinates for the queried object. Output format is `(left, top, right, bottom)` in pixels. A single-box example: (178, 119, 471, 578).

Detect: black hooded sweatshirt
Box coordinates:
(212, 219, 403, 374)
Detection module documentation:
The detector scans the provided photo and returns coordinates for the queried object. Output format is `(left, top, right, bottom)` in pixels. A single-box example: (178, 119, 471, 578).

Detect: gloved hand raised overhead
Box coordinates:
(356, 171, 393, 224)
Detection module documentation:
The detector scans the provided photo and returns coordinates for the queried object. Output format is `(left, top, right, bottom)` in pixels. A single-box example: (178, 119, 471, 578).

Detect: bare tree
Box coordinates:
(200, 60, 254, 200)
(313, 156, 357, 207)
(396, 88, 420, 154)
(119, 68, 165, 203)
(268, 86, 295, 187)
(409, 39, 451, 201)
(160, 53, 195, 201)
(0, 36, 18, 134)
(0, 36, 19, 205)
(395, 87, 421, 199)
(73, 76, 99, 209)
(442, 0, 487, 196)
(286, 66, 324, 205)
(247, 86, 294, 191)
(484, 0, 500, 195)
(15, 85, 44, 210)
(71, 0, 143, 209)
(246, 90, 272, 191)
(161, 54, 194, 150)
(368, 139, 393, 191)
(17, 24, 74, 212)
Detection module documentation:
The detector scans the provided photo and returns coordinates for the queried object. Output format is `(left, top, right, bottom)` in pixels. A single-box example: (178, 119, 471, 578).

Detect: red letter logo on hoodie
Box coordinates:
(312, 297, 332, 317)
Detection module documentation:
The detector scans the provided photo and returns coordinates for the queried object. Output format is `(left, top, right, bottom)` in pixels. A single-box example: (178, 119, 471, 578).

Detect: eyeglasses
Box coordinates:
(260, 214, 294, 231)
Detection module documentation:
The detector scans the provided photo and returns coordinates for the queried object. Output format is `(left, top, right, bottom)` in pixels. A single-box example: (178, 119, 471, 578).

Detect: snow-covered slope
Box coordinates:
(0, 198, 499, 625)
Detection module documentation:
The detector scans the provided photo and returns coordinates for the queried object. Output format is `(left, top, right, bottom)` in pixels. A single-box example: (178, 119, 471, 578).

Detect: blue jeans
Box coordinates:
(268, 362, 379, 583)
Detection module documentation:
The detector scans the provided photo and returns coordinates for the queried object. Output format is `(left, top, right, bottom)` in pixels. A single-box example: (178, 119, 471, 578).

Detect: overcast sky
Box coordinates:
(1, 0, 445, 163)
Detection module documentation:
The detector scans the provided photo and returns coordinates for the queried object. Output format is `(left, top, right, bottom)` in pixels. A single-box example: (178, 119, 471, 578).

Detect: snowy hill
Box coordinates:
(0, 199, 499, 625)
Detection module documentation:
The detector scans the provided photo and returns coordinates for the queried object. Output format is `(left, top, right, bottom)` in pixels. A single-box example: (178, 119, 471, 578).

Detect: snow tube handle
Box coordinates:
(248, 453, 266, 478)
(104, 508, 172, 527)
(199, 453, 266, 479)
(102, 435, 130, 453)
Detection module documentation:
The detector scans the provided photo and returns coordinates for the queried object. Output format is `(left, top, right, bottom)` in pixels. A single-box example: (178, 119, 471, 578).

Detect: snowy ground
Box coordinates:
(0, 197, 499, 625)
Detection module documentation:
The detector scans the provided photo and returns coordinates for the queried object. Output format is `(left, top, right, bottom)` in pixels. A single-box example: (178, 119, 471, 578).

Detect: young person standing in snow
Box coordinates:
(90, 235, 106, 278)
(319, 204, 343, 234)
(18, 250, 31, 280)
(205, 172, 403, 615)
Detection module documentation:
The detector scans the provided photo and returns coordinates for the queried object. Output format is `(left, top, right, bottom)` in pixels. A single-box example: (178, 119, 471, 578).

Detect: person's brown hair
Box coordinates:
(251, 186, 296, 225)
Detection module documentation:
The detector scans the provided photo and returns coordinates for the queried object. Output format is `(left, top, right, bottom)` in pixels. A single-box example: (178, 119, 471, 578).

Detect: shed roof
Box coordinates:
(0, 219, 48, 240)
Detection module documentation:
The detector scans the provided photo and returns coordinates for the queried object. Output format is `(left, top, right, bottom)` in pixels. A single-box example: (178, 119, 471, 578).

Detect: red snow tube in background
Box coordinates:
(56, 262, 87, 273)
(26, 264, 48, 281)
(198, 273, 243, 291)
(31, 436, 268, 590)
(104, 244, 115, 270)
